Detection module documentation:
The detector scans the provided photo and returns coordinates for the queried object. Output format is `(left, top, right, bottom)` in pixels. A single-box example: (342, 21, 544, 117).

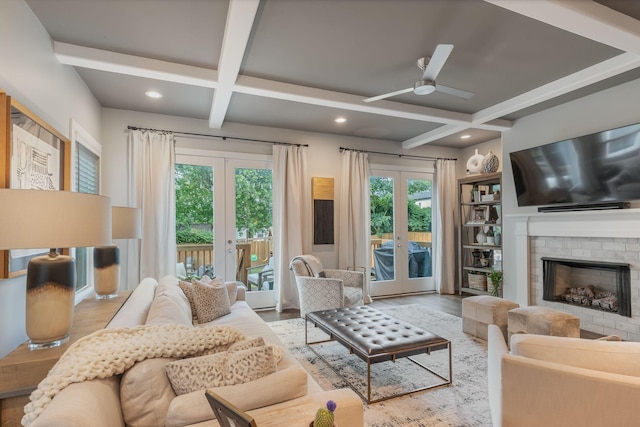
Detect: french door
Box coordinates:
(175, 151, 275, 309)
(370, 169, 435, 297)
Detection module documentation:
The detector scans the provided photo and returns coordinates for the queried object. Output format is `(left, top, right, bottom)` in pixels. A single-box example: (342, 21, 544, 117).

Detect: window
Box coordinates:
(70, 120, 101, 299)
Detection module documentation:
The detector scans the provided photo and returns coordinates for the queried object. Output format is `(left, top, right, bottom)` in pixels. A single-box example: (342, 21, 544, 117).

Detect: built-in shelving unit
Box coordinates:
(458, 172, 502, 296)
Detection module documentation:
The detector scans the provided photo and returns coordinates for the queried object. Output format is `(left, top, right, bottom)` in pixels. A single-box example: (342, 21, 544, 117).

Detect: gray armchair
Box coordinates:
(289, 254, 364, 318)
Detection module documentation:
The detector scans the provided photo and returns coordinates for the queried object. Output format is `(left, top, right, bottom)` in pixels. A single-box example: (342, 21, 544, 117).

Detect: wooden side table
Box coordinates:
(0, 291, 131, 426)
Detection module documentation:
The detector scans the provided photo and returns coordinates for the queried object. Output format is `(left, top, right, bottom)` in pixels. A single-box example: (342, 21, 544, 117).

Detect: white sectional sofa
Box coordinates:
(487, 324, 640, 427)
(31, 276, 363, 427)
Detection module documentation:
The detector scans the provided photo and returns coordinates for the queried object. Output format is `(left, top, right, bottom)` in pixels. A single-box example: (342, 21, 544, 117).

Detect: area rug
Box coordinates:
(267, 305, 491, 427)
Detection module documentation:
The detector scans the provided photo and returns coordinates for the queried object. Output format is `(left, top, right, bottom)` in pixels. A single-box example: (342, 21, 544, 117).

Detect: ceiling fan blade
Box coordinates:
(435, 84, 474, 99)
(363, 87, 413, 103)
(422, 44, 453, 81)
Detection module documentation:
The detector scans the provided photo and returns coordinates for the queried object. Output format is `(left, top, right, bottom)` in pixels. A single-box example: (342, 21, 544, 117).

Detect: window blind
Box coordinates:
(76, 143, 99, 194)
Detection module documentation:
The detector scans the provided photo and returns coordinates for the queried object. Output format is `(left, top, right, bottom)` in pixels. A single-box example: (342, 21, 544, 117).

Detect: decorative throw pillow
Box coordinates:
(191, 278, 231, 323)
(165, 345, 277, 395)
(166, 352, 229, 395)
(178, 280, 197, 321)
(225, 346, 277, 386)
(227, 336, 265, 353)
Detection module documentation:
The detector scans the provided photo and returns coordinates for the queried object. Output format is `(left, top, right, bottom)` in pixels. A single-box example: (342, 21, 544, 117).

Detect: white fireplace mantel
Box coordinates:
(504, 209, 640, 306)
(509, 208, 640, 239)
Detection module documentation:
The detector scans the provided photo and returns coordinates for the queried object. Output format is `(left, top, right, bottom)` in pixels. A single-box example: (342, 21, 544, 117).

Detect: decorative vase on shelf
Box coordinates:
(481, 150, 499, 174)
(466, 149, 484, 175)
(476, 229, 486, 244)
(494, 230, 501, 246)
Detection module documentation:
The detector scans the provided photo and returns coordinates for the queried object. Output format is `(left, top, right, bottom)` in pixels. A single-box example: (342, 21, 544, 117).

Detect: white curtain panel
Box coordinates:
(272, 145, 311, 312)
(434, 159, 457, 294)
(127, 130, 177, 285)
(338, 150, 372, 303)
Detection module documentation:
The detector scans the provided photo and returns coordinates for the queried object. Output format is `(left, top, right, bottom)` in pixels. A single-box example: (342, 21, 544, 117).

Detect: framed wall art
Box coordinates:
(0, 91, 71, 278)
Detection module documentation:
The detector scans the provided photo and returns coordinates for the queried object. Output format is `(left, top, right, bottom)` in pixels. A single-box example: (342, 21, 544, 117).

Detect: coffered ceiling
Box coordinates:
(25, 0, 640, 148)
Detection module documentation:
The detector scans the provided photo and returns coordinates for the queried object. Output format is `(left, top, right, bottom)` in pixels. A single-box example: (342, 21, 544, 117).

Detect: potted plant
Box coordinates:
(487, 268, 503, 297)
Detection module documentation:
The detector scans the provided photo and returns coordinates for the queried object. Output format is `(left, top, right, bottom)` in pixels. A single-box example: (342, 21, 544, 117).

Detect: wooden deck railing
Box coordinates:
(178, 233, 431, 283)
(177, 239, 272, 285)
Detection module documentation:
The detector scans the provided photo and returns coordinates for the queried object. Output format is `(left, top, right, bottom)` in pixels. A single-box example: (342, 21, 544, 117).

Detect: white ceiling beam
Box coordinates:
(474, 52, 640, 124)
(402, 125, 469, 149)
(208, 0, 260, 129)
(234, 75, 512, 131)
(54, 42, 218, 88)
(484, 0, 640, 55)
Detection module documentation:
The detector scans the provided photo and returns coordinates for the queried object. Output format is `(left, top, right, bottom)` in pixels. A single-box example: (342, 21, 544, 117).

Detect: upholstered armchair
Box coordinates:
(289, 255, 364, 318)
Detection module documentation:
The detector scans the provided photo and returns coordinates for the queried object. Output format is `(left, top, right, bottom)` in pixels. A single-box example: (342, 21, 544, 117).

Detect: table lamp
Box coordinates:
(94, 206, 141, 299)
(0, 189, 111, 350)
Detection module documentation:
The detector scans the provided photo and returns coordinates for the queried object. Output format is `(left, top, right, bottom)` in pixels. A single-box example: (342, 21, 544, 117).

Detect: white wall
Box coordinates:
(101, 108, 461, 282)
(501, 77, 640, 304)
(0, 0, 101, 358)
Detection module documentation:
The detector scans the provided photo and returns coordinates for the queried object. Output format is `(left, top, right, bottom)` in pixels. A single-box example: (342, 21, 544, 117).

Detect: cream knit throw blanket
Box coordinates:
(22, 323, 245, 426)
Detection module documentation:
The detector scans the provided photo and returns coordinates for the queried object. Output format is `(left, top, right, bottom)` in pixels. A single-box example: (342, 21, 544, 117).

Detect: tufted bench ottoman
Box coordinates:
(305, 305, 451, 403)
(507, 306, 580, 341)
(462, 295, 519, 341)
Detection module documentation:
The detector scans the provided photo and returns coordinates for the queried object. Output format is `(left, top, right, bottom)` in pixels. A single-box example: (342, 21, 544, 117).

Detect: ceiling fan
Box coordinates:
(363, 44, 474, 103)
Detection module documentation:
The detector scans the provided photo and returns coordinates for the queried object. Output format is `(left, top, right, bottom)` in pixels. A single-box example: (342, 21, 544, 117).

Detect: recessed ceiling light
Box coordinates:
(145, 90, 163, 99)
(334, 117, 347, 123)
(460, 134, 471, 139)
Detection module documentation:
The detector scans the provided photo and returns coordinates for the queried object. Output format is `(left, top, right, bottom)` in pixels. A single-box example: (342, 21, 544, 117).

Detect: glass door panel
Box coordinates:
(370, 173, 400, 295)
(175, 163, 215, 280)
(370, 170, 435, 297)
(226, 159, 275, 309)
(404, 174, 434, 293)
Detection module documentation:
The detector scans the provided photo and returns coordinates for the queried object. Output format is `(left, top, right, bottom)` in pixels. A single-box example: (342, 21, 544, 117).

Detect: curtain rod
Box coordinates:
(339, 147, 456, 161)
(127, 126, 308, 147)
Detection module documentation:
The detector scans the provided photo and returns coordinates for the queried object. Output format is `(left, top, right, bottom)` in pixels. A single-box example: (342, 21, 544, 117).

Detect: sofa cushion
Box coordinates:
(225, 281, 238, 305)
(31, 376, 124, 427)
(192, 278, 231, 322)
(165, 345, 277, 394)
(120, 357, 177, 427)
(107, 277, 158, 329)
(145, 285, 193, 326)
(510, 333, 640, 377)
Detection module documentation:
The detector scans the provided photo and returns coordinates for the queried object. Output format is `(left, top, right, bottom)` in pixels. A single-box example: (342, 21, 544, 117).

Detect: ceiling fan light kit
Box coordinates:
(413, 80, 436, 95)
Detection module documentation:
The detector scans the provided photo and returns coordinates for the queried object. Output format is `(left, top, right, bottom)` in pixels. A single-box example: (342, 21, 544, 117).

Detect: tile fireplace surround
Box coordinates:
(508, 209, 640, 341)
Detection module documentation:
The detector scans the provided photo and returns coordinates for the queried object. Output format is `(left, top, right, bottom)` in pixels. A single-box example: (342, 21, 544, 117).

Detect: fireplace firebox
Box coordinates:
(542, 257, 631, 317)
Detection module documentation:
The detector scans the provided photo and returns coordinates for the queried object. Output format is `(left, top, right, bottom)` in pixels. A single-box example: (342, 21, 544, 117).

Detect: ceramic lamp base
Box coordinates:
(94, 246, 120, 299)
(25, 253, 75, 351)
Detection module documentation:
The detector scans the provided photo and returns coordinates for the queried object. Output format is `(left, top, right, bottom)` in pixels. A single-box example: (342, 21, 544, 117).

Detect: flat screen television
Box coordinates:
(510, 122, 640, 208)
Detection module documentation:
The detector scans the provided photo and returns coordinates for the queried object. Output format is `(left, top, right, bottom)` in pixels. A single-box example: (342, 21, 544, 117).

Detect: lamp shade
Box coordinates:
(0, 189, 111, 249)
(112, 206, 141, 240)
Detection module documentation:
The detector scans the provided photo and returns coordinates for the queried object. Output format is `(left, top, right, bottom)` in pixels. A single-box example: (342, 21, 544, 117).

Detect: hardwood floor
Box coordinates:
(255, 292, 463, 322)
